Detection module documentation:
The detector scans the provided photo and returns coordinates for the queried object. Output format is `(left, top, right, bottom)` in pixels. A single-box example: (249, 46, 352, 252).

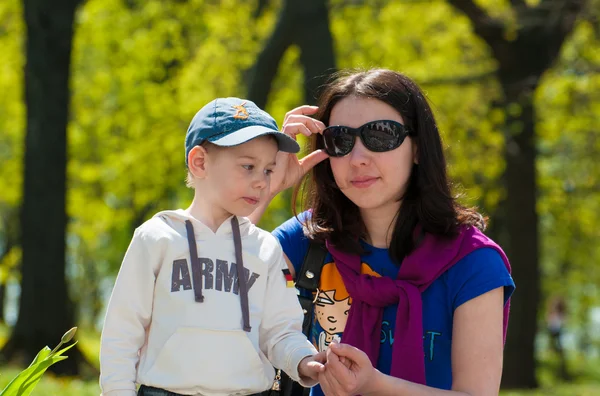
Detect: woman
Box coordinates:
(251, 68, 515, 395)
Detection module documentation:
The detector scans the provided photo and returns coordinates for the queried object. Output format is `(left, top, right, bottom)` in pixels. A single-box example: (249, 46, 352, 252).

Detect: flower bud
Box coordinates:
(61, 327, 78, 344)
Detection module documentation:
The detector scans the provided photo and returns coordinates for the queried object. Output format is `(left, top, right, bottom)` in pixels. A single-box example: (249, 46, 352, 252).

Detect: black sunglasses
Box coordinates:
(322, 119, 413, 157)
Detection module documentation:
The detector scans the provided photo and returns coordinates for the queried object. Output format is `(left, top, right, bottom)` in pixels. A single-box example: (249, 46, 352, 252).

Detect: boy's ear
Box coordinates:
(188, 145, 209, 179)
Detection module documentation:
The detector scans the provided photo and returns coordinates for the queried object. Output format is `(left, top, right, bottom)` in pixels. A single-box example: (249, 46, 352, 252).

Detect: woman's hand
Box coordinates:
(319, 342, 379, 396)
(269, 105, 329, 197)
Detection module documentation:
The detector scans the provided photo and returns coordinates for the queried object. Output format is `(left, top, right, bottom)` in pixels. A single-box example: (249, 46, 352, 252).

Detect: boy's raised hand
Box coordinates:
(297, 350, 327, 382)
(269, 105, 329, 197)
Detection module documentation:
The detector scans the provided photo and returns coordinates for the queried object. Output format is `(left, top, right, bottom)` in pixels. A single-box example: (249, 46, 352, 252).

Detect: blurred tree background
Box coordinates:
(0, 0, 598, 393)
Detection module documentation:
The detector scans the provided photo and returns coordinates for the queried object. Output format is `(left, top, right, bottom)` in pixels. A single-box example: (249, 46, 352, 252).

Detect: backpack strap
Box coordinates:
(295, 240, 328, 292)
(295, 240, 327, 336)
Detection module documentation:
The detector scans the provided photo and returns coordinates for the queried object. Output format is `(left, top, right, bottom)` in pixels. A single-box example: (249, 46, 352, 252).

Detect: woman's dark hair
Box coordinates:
(293, 69, 486, 263)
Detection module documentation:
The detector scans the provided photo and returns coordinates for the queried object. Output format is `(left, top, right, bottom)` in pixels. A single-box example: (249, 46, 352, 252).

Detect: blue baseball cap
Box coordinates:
(185, 97, 300, 164)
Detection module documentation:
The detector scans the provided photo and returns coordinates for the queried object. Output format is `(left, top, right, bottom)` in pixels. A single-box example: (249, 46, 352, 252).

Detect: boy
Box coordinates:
(100, 98, 323, 396)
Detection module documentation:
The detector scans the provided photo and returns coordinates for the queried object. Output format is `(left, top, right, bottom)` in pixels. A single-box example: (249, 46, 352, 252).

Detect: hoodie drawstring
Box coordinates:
(231, 216, 252, 332)
(185, 220, 205, 303)
(184, 217, 252, 332)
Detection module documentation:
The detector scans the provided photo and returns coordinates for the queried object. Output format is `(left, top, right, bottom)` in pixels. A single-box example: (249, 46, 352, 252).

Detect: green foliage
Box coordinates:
(0, 0, 24, 295)
(535, 17, 600, 327)
(0, 0, 24, 211)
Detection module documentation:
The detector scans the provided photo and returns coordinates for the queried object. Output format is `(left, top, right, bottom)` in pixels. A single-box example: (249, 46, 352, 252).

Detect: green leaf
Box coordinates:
(0, 342, 77, 396)
(28, 347, 51, 367)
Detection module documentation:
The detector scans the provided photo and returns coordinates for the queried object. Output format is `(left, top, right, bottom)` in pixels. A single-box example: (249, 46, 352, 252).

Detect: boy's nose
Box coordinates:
(253, 175, 268, 190)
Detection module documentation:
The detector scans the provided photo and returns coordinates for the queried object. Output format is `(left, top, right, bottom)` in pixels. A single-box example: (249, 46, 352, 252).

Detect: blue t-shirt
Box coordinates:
(273, 212, 515, 393)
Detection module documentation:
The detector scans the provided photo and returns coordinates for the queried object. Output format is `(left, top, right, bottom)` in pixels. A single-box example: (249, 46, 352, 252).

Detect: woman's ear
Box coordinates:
(188, 145, 209, 179)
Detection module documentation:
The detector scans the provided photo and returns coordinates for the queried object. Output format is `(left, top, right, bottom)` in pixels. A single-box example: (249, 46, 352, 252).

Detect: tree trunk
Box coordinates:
(446, 0, 585, 388)
(247, 0, 336, 107)
(0, 0, 85, 375)
(294, 1, 336, 104)
(499, 77, 540, 388)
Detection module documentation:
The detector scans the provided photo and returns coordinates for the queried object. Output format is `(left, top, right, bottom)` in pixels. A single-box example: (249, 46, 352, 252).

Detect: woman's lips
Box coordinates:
(350, 177, 379, 188)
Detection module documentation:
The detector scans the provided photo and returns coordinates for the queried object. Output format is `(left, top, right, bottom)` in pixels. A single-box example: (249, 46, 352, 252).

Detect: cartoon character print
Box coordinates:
(313, 261, 380, 351)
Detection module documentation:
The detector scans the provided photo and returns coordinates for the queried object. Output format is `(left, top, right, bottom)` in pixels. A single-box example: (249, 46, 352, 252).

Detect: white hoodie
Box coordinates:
(100, 210, 317, 396)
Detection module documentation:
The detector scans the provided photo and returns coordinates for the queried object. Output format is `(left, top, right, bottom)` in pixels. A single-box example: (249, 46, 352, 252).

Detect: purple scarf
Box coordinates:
(326, 225, 511, 385)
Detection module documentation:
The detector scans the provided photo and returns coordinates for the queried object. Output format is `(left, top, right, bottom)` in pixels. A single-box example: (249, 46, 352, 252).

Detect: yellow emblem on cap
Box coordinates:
(232, 101, 249, 120)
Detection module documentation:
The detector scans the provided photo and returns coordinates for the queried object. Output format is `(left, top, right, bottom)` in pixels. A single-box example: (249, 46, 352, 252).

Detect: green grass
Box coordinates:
(0, 367, 100, 395)
(501, 385, 600, 395)
(0, 373, 595, 396)
(0, 369, 597, 396)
